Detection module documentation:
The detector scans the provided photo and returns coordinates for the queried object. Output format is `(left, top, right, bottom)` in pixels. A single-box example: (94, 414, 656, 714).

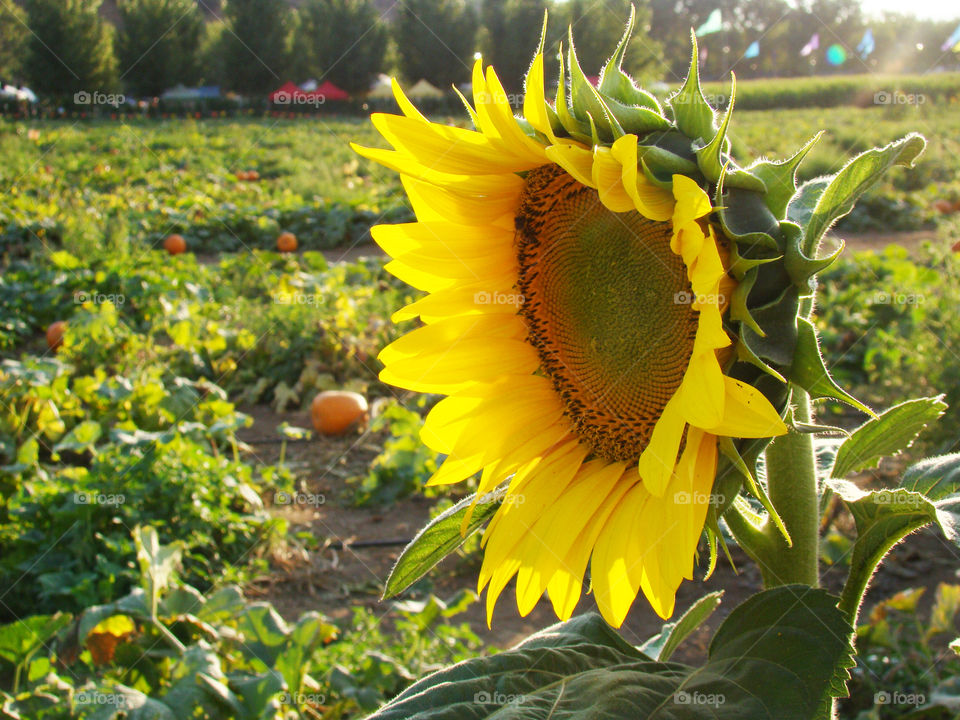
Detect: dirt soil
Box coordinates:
(237, 403, 960, 665)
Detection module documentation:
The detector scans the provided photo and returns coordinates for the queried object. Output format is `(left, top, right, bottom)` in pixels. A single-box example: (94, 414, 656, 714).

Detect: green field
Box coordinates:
(2, 101, 960, 718)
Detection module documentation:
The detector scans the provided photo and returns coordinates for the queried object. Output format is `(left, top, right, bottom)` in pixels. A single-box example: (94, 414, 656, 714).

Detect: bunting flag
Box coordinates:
(695, 9, 722, 37)
(943, 22, 960, 52)
(826, 44, 847, 66)
(744, 41, 760, 59)
(857, 29, 875, 59)
(800, 33, 819, 57)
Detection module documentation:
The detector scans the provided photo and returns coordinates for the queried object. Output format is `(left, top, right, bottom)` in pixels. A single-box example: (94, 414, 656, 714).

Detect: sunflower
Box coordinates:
(353, 14, 851, 628)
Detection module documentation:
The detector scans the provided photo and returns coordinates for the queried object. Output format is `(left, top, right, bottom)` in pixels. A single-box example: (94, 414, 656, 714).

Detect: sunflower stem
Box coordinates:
(758, 387, 820, 588)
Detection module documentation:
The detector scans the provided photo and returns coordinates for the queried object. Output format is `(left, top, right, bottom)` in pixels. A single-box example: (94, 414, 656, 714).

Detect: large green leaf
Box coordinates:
(383, 490, 500, 599)
(0, 613, 72, 666)
(832, 454, 960, 620)
(639, 591, 723, 662)
(134, 526, 183, 617)
(797, 133, 925, 255)
(831, 397, 946, 479)
(367, 587, 853, 719)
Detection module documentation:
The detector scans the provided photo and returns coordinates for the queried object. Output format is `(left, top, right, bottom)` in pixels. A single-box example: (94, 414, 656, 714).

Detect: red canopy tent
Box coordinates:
(269, 81, 306, 103)
(313, 80, 349, 101)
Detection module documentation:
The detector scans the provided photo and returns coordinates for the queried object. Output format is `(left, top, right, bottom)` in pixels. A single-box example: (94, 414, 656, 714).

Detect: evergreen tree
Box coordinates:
(0, 3, 28, 83)
(394, 0, 476, 88)
(24, 0, 119, 95)
(293, 0, 388, 94)
(478, 0, 549, 92)
(222, 0, 291, 95)
(116, 0, 205, 96)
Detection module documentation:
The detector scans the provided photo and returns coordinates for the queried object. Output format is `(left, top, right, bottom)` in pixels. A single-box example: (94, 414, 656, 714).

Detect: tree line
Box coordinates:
(0, 0, 957, 100)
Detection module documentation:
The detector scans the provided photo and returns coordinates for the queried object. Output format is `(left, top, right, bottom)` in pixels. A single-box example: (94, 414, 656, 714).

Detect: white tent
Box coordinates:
(406, 79, 444, 99)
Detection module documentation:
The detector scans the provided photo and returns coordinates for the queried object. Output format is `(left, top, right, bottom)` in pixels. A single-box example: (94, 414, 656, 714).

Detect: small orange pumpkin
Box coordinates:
(164, 234, 186, 255)
(311, 391, 368, 435)
(46, 321, 67, 350)
(277, 231, 298, 253)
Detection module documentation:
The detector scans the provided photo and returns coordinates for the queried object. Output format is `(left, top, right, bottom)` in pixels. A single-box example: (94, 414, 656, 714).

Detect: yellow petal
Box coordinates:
(676, 351, 726, 428)
(544, 143, 595, 187)
(378, 313, 527, 365)
(522, 54, 554, 140)
(391, 78, 428, 121)
(672, 174, 712, 225)
(591, 483, 648, 627)
(610, 135, 674, 221)
(401, 175, 519, 225)
(704, 377, 788, 438)
(637, 394, 687, 497)
(483, 66, 547, 164)
(592, 146, 635, 212)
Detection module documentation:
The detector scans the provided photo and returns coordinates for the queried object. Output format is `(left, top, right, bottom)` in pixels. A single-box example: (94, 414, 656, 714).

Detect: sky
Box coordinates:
(858, 0, 960, 22)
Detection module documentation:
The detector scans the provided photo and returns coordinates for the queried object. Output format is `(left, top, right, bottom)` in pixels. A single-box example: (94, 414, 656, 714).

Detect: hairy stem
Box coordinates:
(759, 387, 820, 588)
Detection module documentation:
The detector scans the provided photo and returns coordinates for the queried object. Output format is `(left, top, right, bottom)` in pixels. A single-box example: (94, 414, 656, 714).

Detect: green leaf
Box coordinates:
(831, 397, 946, 479)
(134, 526, 183, 617)
(383, 490, 500, 599)
(52, 420, 102, 455)
(367, 587, 853, 720)
(82, 684, 176, 720)
(831, 481, 935, 617)
(276, 612, 337, 695)
(639, 591, 723, 662)
(800, 133, 925, 255)
(0, 613, 72, 666)
(236, 603, 290, 668)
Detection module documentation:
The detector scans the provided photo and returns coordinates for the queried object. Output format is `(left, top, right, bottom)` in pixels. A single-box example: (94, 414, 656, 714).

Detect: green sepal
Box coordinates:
(784, 226, 844, 290)
(637, 138, 700, 180)
(790, 317, 875, 416)
(604, 95, 672, 135)
(640, 157, 674, 189)
(715, 181, 781, 251)
(740, 286, 801, 368)
(727, 241, 781, 281)
(695, 73, 735, 182)
(554, 42, 591, 143)
(598, 4, 663, 113)
(748, 131, 823, 219)
(735, 334, 788, 381)
(797, 132, 926, 256)
(568, 28, 617, 140)
(668, 32, 716, 142)
(719, 437, 791, 545)
(729, 269, 765, 335)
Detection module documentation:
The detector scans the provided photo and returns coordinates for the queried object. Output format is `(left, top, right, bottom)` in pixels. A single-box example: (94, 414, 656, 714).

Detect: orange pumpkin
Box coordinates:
(311, 391, 368, 435)
(46, 321, 66, 350)
(246, 170, 260, 181)
(164, 234, 186, 255)
(933, 199, 955, 215)
(277, 231, 298, 253)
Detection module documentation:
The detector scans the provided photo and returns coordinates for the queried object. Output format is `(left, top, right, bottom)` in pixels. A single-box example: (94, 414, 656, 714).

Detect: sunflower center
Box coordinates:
(515, 164, 698, 463)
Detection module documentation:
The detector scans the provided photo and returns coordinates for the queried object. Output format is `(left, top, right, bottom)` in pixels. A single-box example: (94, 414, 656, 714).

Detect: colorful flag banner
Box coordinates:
(943, 22, 960, 52)
(857, 29, 875, 59)
(800, 33, 819, 57)
(744, 41, 760, 59)
(826, 44, 847, 66)
(696, 9, 722, 37)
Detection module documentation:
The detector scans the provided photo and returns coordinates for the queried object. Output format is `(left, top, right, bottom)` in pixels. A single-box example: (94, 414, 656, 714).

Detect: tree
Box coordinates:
(0, 3, 28, 83)
(116, 0, 205, 97)
(559, 0, 662, 84)
(478, 0, 550, 92)
(394, 0, 476, 88)
(292, 0, 388, 94)
(23, 0, 118, 95)
(222, 0, 291, 95)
